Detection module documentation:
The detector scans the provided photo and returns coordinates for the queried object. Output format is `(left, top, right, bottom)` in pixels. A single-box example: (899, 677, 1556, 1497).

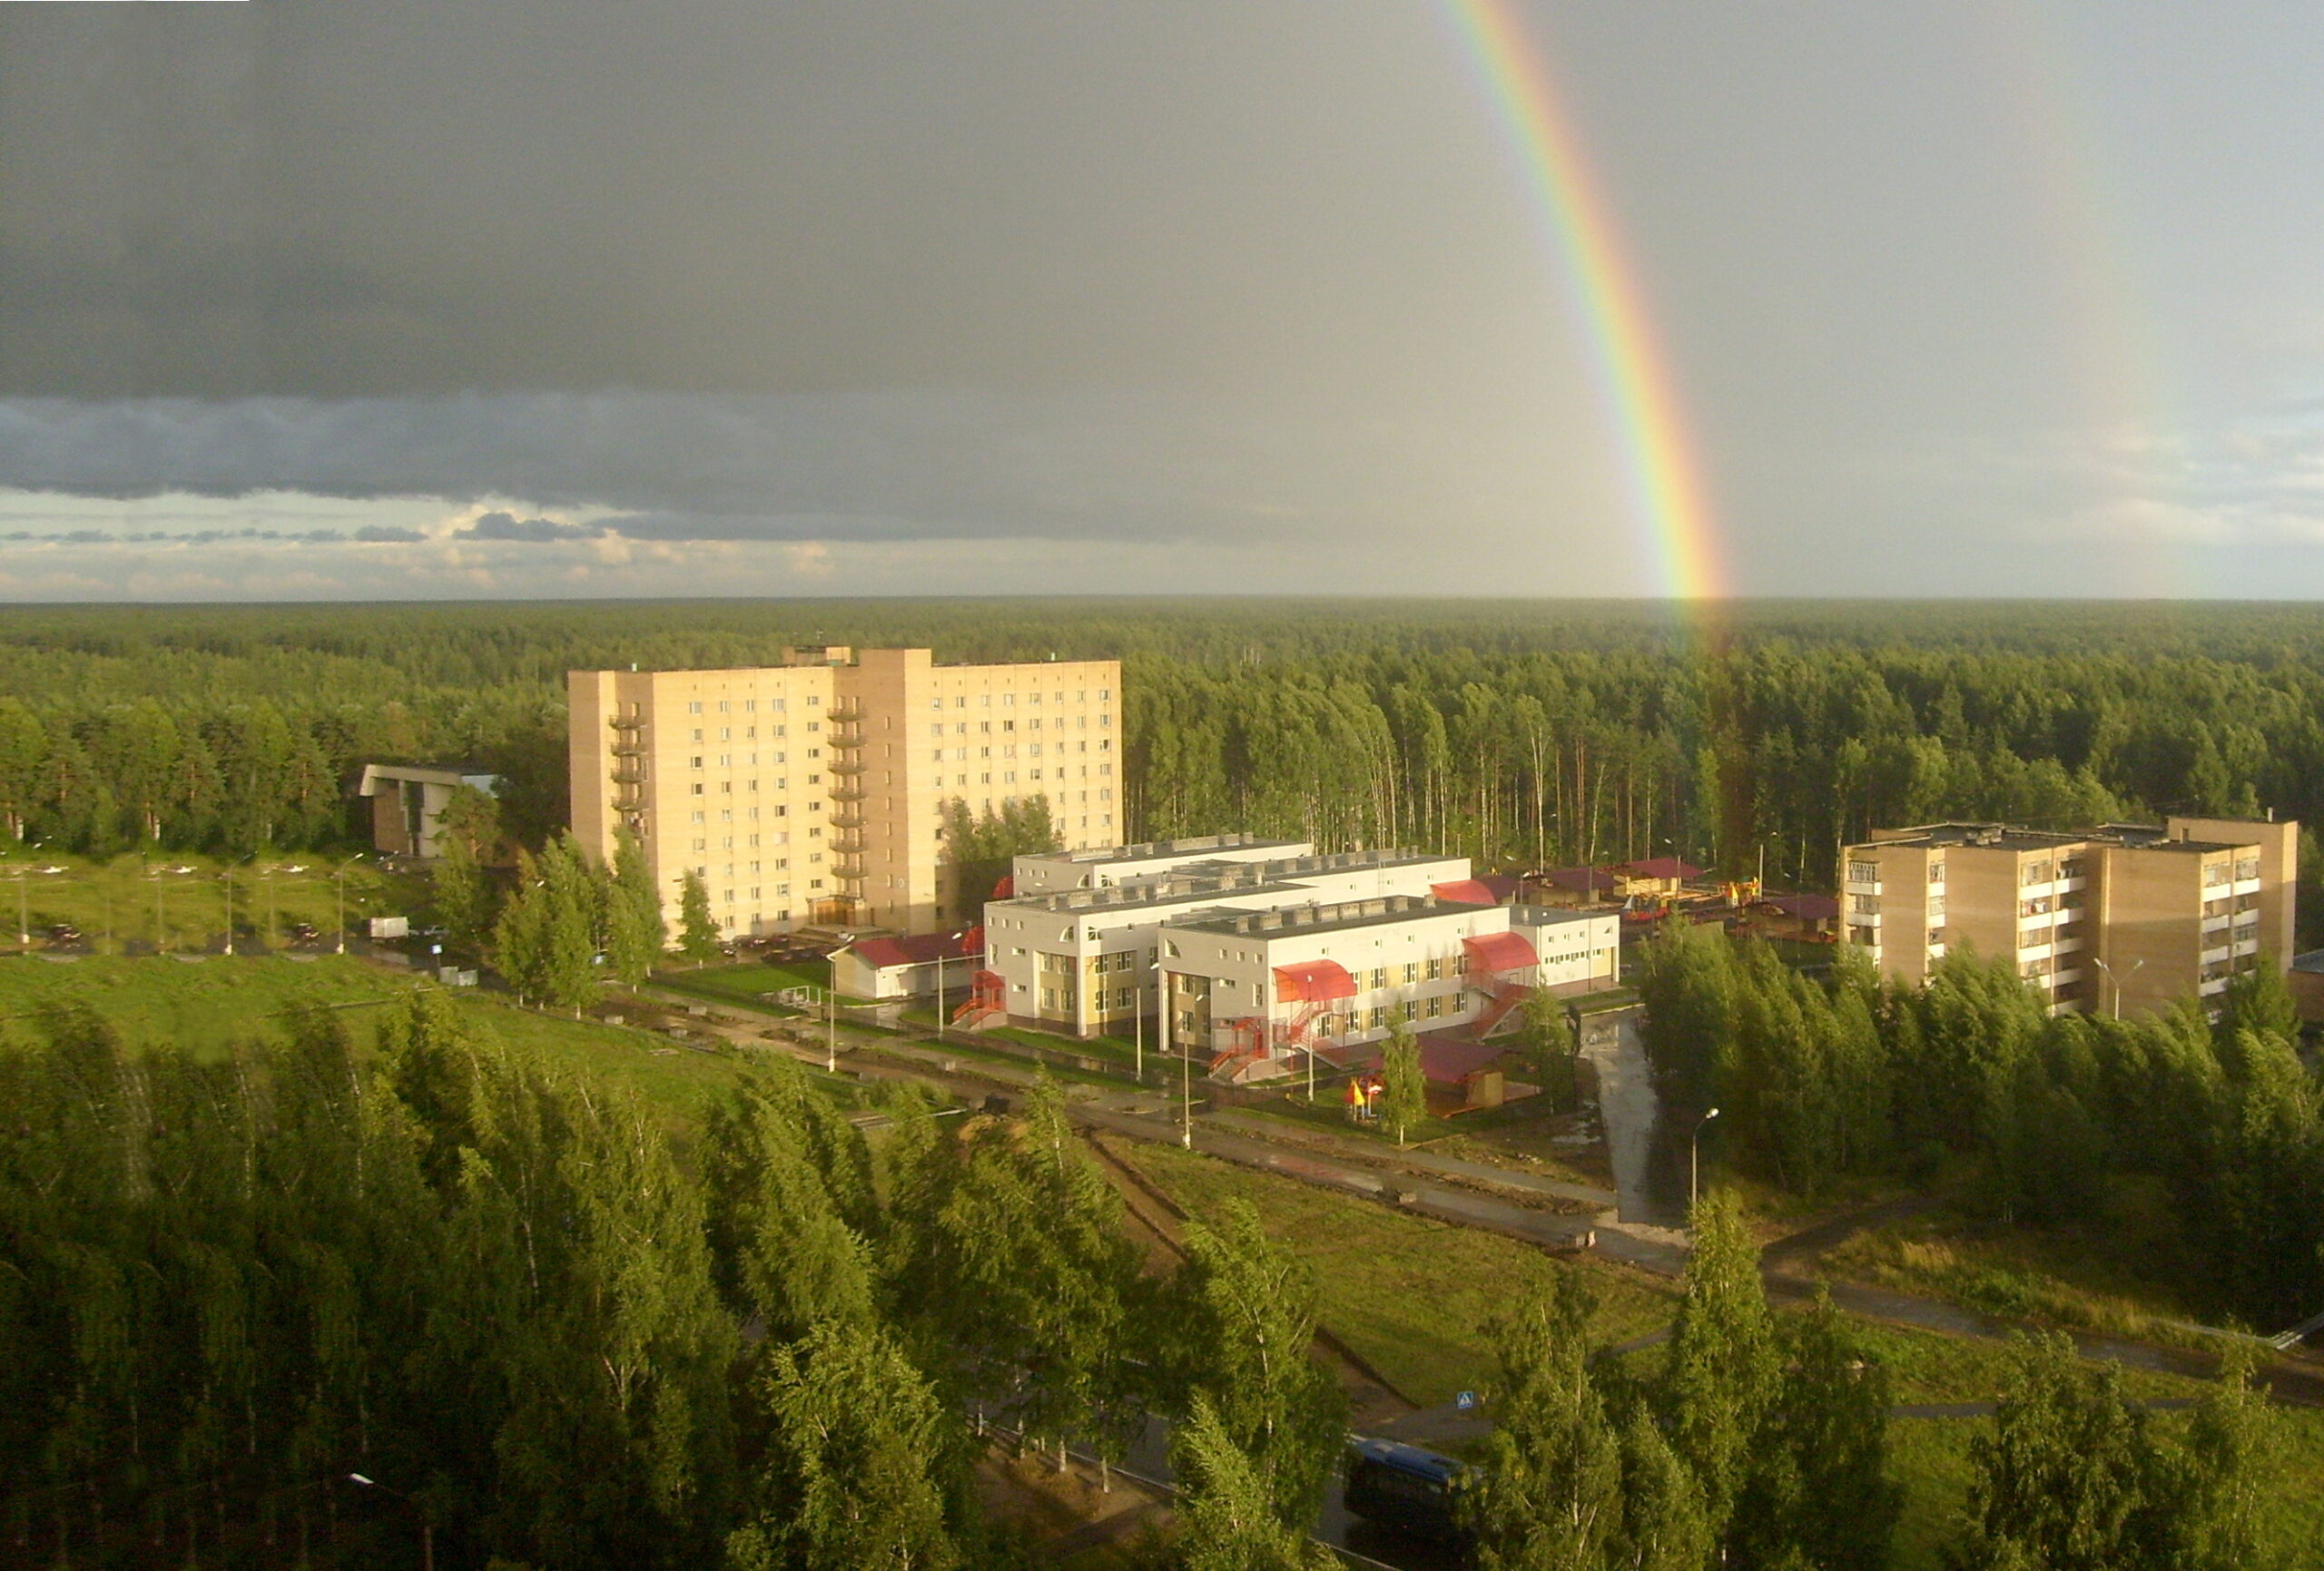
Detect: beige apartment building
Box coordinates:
(1842, 815, 2297, 1016)
(570, 646, 1120, 938)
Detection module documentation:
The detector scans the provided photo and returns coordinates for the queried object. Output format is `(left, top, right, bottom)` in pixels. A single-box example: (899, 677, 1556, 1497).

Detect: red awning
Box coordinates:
(1462, 930, 1538, 975)
(1431, 879, 1502, 906)
(1272, 958, 1358, 1003)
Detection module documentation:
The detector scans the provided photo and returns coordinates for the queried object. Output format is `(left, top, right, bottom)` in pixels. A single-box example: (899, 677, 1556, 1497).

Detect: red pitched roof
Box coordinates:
(1621, 857, 1705, 880)
(1476, 873, 1523, 902)
(843, 930, 981, 971)
(1430, 879, 1502, 907)
(1542, 866, 1618, 892)
(1272, 958, 1357, 1003)
(1420, 1036, 1509, 1085)
(1763, 893, 1840, 921)
(1462, 930, 1538, 975)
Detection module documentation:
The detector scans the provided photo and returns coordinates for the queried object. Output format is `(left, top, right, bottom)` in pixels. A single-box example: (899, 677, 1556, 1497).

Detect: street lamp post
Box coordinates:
(2091, 956, 2144, 1021)
(333, 853, 365, 954)
(222, 858, 249, 956)
(1691, 1106, 1721, 1213)
(346, 1474, 433, 1571)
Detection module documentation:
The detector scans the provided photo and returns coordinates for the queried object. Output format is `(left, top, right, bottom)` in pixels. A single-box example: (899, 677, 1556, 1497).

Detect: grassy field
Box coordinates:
(0, 951, 759, 1126)
(1114, 1139, 1674, 1406)
(0, 848, 427, 954)
(1820, 1177, 2227, 1344)
(656, 958, 833, 1007)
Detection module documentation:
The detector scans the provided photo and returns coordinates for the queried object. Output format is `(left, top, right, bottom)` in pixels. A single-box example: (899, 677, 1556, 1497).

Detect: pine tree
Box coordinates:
(1380, 1021, 1426, 1148)
(678, 869, 721, 964)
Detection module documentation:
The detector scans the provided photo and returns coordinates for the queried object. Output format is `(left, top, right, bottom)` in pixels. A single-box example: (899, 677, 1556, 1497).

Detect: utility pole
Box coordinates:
(1134, 989, 1143, 1082)
(826, 986, 836, 1073)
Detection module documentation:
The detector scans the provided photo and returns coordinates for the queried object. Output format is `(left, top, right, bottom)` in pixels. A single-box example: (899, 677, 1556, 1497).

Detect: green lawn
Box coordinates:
(656, 958, 835, 1008)
(1113, 1140, 1674, 1406)
(0, 848, 426, 954)
(0, 951, 415, 1048)
(0, 952, 760, 1128)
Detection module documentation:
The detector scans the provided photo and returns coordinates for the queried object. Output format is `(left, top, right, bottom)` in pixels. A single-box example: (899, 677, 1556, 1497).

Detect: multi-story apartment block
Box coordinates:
(569, 646, 1120, 938)
(1842, 815, 2297, 1016)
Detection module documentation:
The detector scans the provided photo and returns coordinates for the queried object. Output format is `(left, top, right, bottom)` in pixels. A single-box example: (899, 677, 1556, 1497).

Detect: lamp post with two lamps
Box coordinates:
(2091, 956, 2143, 1021)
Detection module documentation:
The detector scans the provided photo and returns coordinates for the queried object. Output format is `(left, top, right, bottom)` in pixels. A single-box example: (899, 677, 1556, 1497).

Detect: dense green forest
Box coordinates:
(0, 995, 1367, 1569)
(1, 601, 2321, 906)
(1635, 928, 2324, 1330)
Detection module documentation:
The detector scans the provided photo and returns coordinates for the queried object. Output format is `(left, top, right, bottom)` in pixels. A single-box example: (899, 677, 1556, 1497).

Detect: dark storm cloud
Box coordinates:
(0, 390, 1492, 545)
(5, 3, 2324, 593)
(457, 511, 601, 543)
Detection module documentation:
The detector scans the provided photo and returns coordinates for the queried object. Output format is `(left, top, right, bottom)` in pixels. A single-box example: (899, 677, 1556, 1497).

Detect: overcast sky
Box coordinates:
(4, 1, 2324, 600)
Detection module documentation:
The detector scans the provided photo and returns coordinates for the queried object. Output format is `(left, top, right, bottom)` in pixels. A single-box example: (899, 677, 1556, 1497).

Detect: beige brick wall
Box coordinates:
(570, 649, 1121, 937)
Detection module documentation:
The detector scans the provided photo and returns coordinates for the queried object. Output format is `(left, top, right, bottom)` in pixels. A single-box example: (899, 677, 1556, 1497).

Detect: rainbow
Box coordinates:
(1439, 0, 1729, 601)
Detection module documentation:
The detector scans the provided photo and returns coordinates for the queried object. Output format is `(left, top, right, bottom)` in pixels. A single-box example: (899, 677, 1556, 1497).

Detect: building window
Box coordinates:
(1368, 1006, 1387, 1028)
(1846, 860, 1877, 884)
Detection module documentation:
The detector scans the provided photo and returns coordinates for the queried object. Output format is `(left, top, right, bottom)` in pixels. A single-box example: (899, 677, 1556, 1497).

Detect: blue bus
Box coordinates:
(1342, 1437, 1470, 1543)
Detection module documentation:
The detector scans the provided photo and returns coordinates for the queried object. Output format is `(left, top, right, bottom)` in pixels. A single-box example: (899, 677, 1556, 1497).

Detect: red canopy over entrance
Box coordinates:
(1462, 930, 1538, 976)
(1271, 958, 1358, 1003)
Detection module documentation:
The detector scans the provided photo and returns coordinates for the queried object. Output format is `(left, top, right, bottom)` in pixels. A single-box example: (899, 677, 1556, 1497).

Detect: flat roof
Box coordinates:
(999, 877, 1319, 917)
(1862, 821, 2258, 856)
(1171, 894, 1479, 940)
(1034, 833, 1308, 867)
(1511, 905, 1616, 928)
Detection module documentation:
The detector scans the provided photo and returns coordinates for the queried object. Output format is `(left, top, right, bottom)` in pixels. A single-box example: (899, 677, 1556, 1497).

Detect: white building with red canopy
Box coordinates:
(1155, 897, 1618, 1083)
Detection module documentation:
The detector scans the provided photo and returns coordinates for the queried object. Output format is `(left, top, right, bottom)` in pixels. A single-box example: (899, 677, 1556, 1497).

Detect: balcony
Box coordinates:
(833, 858, 866, 880)
(830, 810, 864, 830)
(829, 702, 863, 723)
(611, 762, 646, 786)
(829, 757, 867, 776)
(829, 782, 867, 802)
(832, 834, 865, 854)
(609, 714, 645, 731)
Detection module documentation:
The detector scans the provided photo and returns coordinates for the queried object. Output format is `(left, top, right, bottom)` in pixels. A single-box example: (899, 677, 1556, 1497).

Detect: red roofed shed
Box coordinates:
(832, 928, 983, 1001)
